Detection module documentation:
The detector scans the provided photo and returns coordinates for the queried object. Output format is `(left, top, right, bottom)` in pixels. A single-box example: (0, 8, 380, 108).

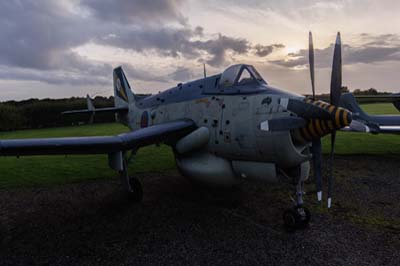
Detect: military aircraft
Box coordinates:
(0, 32, 355, 230)
(340, 93, 400, 134)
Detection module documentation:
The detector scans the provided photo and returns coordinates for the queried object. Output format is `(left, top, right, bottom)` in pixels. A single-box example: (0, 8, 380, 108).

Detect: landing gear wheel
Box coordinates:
(283, 206, 311, 230)
(126, 177, 143, 202)
(297, 206, 311, 228)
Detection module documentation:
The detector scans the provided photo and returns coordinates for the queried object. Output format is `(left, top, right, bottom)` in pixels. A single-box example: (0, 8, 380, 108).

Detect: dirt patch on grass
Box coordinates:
(0, 155, 399, 265)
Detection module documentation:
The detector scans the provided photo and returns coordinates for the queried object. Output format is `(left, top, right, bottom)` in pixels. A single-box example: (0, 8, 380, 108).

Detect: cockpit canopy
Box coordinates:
(219, 64, 266, 87)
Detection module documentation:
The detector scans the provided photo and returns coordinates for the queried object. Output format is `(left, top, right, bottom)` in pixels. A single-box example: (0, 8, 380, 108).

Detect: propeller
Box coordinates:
(308, 32, 343, 208)
(260, 32, 349, 209)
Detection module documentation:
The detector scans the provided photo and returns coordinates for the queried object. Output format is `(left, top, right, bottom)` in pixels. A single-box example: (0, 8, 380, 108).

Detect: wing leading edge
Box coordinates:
(62, 106, 129, 115)
(0, 119, 196, 156)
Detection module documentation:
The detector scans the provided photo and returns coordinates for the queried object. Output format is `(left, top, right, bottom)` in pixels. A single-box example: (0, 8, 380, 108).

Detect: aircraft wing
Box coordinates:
(378, 126, 400, 134)
(0, 119, 196, 156)
(342, 120, 400, 134)
(353, 95, 400, 102)
(62, 95, 129, 115)
(62, 106, 128, 115)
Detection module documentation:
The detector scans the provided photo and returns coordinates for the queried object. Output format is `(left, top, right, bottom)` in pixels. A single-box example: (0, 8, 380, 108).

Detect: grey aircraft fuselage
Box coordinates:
(117, 64, 319, 186)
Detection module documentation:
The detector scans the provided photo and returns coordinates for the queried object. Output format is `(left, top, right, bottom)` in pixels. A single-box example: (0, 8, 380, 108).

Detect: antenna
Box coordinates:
(203, 64, 207, 78)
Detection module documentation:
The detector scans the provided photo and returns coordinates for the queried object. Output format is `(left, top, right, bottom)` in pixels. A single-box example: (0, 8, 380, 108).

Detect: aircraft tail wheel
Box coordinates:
(283, 206, 311, 230)
(127, 177, 143, 202)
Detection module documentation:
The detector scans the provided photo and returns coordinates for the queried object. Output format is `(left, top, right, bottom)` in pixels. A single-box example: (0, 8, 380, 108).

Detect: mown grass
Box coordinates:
(0, 103, 398, 188)
(0, 123, 175, 188)
(361, 102, 398, 115)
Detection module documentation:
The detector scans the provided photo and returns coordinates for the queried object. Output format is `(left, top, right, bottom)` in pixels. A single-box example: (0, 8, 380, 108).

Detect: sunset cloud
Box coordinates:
(271, 34, 400, 68)
(0, 0, 399, 100)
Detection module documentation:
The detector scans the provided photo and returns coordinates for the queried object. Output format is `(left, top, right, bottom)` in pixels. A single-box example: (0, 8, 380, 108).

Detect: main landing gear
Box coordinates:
(123, 176, 143, 202)
(109, 151, 143, 202)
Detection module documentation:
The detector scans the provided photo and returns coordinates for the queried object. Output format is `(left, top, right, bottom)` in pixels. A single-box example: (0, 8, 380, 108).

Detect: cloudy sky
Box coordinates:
(1, 0, 400, 101)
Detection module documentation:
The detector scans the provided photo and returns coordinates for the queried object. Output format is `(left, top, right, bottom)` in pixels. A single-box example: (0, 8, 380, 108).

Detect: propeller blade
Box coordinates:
(260, 117, 307, 131)
(327, 32, 342, 209)
(330, 32, 342, 106)
(308, 32, 323, 201)
(309, 31, 316, 100)
(283, 98, 331, 119)
(327, 130, 336, 208)
(312, 139, 323, 202)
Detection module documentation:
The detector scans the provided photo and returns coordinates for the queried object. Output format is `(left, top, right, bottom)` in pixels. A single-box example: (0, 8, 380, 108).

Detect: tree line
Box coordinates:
(0, 96, 116, 131)
(0, 88, 395, 131)
(316, 87, 395, 103)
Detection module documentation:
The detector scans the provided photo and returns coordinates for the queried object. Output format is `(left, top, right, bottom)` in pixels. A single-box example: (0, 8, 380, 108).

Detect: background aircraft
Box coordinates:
(340, 93, 400, 134)
(0, 33, 360, 230)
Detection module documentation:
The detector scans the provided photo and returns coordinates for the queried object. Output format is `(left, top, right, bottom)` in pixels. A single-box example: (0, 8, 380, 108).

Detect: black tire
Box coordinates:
(283, 206, 311, 230)
(283, 208, 300, 231)
(298, 206, 311, 228)
(127, 177, 143, 202)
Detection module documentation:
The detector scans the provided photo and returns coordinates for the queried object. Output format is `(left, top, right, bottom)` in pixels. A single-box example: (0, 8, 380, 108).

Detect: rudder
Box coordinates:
(113, 66, 136, 107)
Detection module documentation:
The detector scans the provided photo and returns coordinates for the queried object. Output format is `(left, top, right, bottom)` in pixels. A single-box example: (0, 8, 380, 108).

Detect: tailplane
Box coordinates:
(62, 67, 134, 118)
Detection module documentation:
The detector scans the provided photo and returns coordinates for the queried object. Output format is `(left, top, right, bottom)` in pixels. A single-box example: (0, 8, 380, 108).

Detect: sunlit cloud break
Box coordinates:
(0, 0, 399, 100)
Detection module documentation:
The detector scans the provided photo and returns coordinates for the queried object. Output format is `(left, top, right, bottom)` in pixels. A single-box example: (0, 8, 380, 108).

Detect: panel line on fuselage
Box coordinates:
(135, 77, 301, 110)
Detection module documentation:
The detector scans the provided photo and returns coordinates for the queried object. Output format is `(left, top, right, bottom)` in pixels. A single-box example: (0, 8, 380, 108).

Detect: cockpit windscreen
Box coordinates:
(219, 64, 266, 87)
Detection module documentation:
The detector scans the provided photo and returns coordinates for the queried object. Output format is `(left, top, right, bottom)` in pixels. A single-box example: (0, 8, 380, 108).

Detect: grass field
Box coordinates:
(0, 103, 398, 188)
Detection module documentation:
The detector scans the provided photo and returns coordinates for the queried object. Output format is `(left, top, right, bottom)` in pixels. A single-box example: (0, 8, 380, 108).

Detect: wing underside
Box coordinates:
(0, 120, 196, 156)
(378, 125, 400, 134)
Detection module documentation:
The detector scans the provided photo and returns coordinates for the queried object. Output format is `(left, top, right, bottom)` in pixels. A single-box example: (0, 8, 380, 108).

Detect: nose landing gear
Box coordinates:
(283, 206, 311, 230)
(282, 163, 311, 230)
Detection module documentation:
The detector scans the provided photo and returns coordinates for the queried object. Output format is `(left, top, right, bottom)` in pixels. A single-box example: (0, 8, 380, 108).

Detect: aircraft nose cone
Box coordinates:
(344, 110, 352, 126)
(333, 107, 352, 128)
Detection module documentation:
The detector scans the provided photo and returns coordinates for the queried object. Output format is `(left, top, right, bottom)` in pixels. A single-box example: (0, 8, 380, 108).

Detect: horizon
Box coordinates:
(2, 86, 393, 103)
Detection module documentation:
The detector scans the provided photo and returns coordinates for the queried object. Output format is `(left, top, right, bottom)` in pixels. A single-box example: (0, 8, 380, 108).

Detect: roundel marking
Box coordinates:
(140, 111, 149, 128)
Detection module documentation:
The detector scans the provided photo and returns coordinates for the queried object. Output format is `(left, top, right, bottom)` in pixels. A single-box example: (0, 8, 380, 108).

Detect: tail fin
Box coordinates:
(394, 93, 400, 112)
(86, 95, 95, 123)
(113, 66, 136, 108)
(86, 94, 95, 111)
(340, 93, 371, 121)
